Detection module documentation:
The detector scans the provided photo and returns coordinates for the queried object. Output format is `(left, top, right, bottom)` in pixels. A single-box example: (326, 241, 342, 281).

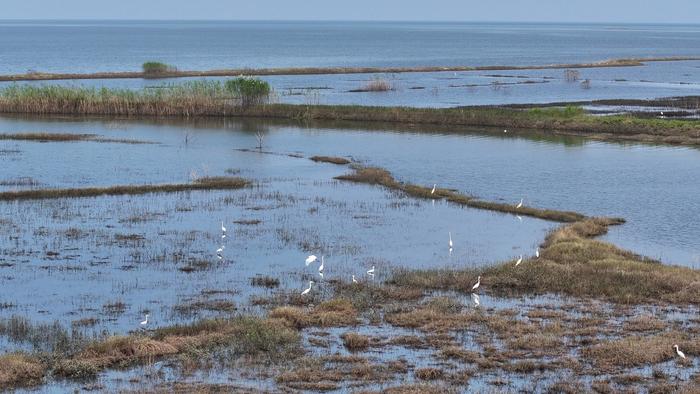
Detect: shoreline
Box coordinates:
(1, 56, 699, 82)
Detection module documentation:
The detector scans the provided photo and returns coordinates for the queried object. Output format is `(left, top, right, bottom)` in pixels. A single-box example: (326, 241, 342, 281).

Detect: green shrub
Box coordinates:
(225, 77, 271, 106)
(142, 62, 176, 76)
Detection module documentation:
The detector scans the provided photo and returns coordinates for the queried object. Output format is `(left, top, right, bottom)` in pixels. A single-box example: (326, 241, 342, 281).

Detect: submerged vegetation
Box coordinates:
(0, 176, 249, 201)
(1, 84, 698, 145)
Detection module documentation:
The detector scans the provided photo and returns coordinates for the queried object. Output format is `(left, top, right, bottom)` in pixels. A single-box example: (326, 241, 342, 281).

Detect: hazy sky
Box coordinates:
(3, 0, 700, 23)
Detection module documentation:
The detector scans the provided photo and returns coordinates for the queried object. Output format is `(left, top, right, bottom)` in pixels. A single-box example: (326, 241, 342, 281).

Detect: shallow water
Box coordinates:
(1, 115, 697, 266)
(4, 59, 700, 108)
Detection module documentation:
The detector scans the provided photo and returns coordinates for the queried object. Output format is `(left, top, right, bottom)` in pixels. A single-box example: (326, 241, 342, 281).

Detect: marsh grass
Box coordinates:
(270, 299, 359, 328)
(350, 77, 394, 92)
(51, 316, 300, 380)
(335, 166, 586, 222)
(309, 156, 351, 165)
(341, 332, 370, 351)
(2, 85, 699, 144)
(391, 217, 700, 305)
(142, 62, 177, 77)
(0, 353, 44, 389)
(0, 176, 249, 201)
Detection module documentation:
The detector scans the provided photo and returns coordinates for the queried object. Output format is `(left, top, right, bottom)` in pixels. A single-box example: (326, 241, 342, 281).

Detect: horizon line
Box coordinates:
(0, 18, 698, 25)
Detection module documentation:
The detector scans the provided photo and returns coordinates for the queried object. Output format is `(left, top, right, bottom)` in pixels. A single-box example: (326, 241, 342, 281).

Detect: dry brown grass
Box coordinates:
(0, 176, 249, 201)
(53, 317, 299, 379)
(0, 354, 44, 389)
(309, 156, 351, 165)
(341, 332, 370, 351)
(270, 299, 359, 328)
(415, 367, 444, 380)
(583, 331, 698, 370)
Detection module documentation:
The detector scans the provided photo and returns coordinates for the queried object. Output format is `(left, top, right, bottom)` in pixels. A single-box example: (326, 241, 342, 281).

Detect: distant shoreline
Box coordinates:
(1, 56, 698, 82)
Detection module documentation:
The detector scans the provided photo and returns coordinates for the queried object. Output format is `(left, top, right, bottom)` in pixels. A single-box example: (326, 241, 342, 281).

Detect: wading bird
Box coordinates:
(515, 255, 523, 267)
(140, 314, 149, 327)
(516, 199, 523, 209)
(352, 275, 358, 283)
(449, 232, 453, 250)
(216, 246, 224, 254)
(431, 184, 436, 195)
(319, 256, 324, 272)
(471, 276, 481, 291)
(674, 344, 686, 359)
(536, 247, 540, 258)
(301, 281, 314, 296)
(305, 255, 317, 266)
(367, 266, 375, 276)
(221, 221, 226, 233)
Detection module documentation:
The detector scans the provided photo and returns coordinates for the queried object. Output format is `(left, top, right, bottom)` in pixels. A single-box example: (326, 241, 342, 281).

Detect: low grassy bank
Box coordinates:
(335, 166, 588, 222)
(1, 85, 698, 145)
(0, 177, 249, 201)
(0, 316, 300, 390)
(1, 56, 698, 82)
(0, 132, 153, 144)
(390, 217, 700, 305)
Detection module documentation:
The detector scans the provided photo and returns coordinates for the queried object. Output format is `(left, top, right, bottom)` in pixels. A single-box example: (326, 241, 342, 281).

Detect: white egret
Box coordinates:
(674, 344, 686, 359)
(449, 232, 453, 250)
(318, 256, 324, 272)
(515, 255, 523, 267)
(471, 276, 481, 291)
(305, 255, 317, 266)
(221, 221, 226, 233)
(431, 184, 436, 195)
(471, 293, 480, 307)
(216, 246, 224, 254)
(516, 198, 523, 209)
(352, 275, 358, 283)
(301, 281, 314, 296)
(503, 129, 508, 133)
(536, 247, 540, 258)
(140, 314, 149, 327)
(367, 266, 375, 276)
(221, 233, 226, 240)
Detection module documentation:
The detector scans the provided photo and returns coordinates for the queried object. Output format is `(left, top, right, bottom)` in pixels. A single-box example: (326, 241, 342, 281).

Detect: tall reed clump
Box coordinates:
(142, 61, 176, 77)
(225, 77, 271, 106)
(0, 81, 232, 116)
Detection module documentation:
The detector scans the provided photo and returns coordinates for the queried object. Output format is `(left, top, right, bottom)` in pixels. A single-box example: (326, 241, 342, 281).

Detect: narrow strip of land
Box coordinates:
(0, 177, 249, 201)
(1, 56, 698, 82)
(1, 84, 698, 146)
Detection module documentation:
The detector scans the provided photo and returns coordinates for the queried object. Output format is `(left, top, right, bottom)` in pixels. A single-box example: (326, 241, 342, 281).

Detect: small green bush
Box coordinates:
(225, 77, 271, 106)
(142, 62, 176, 76)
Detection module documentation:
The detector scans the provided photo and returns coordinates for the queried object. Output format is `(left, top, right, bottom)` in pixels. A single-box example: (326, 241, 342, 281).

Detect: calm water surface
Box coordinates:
(1, 21, 699, 74)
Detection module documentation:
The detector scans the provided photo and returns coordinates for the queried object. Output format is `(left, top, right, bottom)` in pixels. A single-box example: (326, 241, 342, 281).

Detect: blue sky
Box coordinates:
(3, 0, 700, 23)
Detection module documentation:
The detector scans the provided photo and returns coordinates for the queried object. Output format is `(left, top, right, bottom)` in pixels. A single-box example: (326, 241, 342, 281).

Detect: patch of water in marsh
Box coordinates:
(0, 114, 697, 266)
